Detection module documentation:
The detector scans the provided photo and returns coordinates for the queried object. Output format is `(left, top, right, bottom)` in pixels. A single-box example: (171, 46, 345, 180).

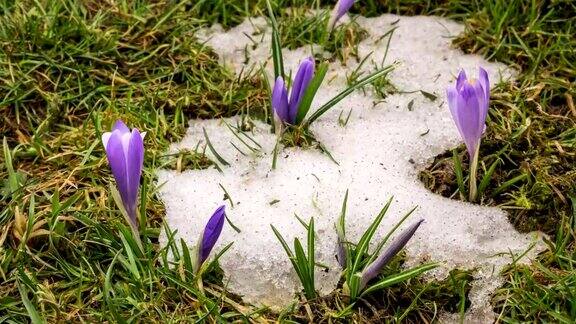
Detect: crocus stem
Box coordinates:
(130, 212, 144, 253)
(468, 146, 480, 202)
(197, 275, 205, 295)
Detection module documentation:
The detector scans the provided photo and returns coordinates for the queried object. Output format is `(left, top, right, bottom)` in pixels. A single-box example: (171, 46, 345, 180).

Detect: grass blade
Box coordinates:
(3, 137, 20, 194)
(452, 149, 465, 200)
(492, 173, 529, 196)
(477, 158, 500, 198)
(203, 127, 230, 167)
(266, 0, 284, 79)
(17, 281, 44, 324)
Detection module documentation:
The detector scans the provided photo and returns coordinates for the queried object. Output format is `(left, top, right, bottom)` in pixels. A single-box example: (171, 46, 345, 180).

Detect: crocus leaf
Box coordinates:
(348, 272, 362, 301)
(360, 263, 437, 297)
(335, 190, 349, 269)
(119, 228, 141, 280)
(350, 197, 393, 273)
(204, 242, 234, 275)
(203, 127, 230, 167)
(295, 62, 328, 124)
(109, 183, 133, 230)
(271, 225, 295, 259)
(306, 64, 394, 125)
(307, 218, 315, 287)
(3, 137, 20, 194)
(181, 238, 193, 277)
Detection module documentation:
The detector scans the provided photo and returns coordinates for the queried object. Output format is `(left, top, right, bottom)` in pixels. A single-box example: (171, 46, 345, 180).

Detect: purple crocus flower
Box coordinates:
(271, 57, 315, 125)
(102, 120, 145, 229)
(446, 68, 490, 159)
(328, 0, 355, 31)
(359, 219, 424, 289)
(198, 205, 226, 265)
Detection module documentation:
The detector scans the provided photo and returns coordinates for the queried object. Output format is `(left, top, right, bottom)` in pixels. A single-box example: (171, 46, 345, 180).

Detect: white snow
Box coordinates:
(157, 14, 544, 322)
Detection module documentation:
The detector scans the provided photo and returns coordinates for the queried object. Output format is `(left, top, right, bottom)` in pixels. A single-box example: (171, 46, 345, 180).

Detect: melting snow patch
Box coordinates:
(157, 14, 543, 322)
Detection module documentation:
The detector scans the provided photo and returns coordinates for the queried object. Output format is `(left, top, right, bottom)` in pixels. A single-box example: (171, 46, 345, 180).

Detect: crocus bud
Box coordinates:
(270, 58, 315, 125)
(102, 120, 145, 230)
(359, 219, 424, 289)
(446, 67, 490, 160)
(198, 205, 226, 268)
(328, 0, 355, 31)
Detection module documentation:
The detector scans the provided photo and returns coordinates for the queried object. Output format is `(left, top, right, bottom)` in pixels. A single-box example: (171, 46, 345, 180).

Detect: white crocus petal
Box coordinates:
(101, 132, 112, 149)
(140, 131, 147, 140)
(119, 130, 132, 158)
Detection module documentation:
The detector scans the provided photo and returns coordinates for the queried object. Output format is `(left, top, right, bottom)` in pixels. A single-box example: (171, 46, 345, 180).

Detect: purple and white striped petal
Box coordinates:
(446, 68, 491, 158)
(102, 120, 145, 228)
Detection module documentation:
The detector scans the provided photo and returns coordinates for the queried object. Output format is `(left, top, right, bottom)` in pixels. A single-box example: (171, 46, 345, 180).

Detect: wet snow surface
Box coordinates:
(157, 14, 543, 322)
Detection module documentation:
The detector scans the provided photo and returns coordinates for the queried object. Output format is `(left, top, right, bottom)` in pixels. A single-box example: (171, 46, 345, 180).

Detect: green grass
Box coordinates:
(1, 0, 575, 322)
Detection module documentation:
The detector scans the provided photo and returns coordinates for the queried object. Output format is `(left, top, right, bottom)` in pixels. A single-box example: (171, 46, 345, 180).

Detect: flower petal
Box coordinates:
(288, 57, 315, 123)
(336, 0, 355, 21)
(477, 67, 490, 127)
(478, 67, 490, 102)
(101, 132, 112, 149)
(456, 83, 482, 157)
(113, 120, 130, 134)
(446, 86, 461, 131)
(272, 77, 290, 123)
(125, 129, 144, 220)
(200, 205, 226, 263)
(456, 69, 467, 91)
(105, 132, 130, 212)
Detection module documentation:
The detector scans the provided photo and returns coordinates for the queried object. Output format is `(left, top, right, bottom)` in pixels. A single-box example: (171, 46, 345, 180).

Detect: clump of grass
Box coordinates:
(159, 149, 213, 172)
(280, 125, 318, 148)
(279, 7, 368, 62)
(276, 261, 474, 323)
(492, 203, 575, 322)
